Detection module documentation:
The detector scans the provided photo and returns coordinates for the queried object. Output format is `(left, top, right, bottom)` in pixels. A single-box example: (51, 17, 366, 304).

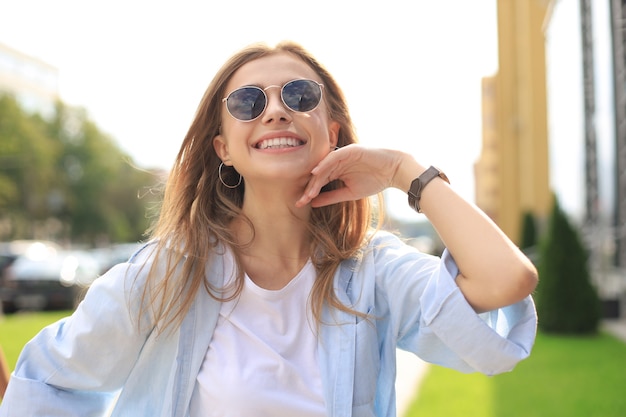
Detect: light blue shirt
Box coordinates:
(0, 231, 537, 417)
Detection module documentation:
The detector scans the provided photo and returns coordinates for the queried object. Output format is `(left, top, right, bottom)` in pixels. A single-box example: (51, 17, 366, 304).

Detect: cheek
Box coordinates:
(310, 114, 333, 139)
(221, 122, 253, 145)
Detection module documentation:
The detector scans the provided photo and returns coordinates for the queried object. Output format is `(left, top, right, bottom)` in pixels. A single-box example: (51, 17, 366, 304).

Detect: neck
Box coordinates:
(233, 206, 312, 259)
(230, 186, 314, 289)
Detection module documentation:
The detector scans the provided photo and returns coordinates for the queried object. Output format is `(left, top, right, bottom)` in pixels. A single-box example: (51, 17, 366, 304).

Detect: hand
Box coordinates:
(295, 145, 405, 208)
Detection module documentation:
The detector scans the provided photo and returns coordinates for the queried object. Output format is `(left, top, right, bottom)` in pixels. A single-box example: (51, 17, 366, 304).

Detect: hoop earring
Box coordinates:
(218, 162, 242, 188)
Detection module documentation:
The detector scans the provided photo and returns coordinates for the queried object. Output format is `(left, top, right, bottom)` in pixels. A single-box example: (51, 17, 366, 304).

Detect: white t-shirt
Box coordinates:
(189, 258, 326, 417)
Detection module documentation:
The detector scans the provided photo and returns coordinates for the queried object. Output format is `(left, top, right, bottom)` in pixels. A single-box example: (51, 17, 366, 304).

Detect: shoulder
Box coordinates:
(124, 239, 224, 276)
(352, 228, 443, 281)
(127, 240, 159, 263)
(361, 229, 418, 260)
(123, 238, 231, 291)
(366, 229, 405, 246)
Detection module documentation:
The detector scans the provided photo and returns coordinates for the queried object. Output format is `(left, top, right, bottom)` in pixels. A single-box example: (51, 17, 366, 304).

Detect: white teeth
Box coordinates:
(257, 137, 304, 149)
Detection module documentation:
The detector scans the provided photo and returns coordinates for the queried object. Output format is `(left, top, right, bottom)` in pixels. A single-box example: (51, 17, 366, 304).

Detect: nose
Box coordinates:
(261, 86, 292, 124)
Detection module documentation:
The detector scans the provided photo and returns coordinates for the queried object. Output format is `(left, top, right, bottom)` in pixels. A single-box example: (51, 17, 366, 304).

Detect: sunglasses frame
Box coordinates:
(222, 79, 324, 122)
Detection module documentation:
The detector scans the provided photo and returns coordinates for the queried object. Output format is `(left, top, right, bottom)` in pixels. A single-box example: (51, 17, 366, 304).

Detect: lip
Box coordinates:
(253, 131, 307, 150)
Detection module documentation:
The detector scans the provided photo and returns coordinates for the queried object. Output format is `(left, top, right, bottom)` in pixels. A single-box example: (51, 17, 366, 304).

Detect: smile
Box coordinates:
(256, 137, 305, 150)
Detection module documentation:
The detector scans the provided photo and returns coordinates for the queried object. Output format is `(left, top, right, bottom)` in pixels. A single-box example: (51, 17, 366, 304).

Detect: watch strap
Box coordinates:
(407, 166, 450, 212)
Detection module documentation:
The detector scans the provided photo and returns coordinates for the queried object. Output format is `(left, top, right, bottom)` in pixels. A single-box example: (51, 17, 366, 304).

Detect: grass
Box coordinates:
(405, 331, 626, 417)
(0, 310, 71, 370)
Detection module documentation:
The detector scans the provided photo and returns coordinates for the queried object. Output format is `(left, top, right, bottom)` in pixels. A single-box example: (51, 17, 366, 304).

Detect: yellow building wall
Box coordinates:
(476, 0, 552, 243)
(475, 76, 500, 223)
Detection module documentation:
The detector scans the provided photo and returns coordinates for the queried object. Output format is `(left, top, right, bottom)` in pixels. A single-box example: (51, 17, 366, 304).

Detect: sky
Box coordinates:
(3, 0, 588, 221)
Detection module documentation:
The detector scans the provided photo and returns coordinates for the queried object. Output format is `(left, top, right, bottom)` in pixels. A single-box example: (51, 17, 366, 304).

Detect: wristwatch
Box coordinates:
(407, 166, 450, 213)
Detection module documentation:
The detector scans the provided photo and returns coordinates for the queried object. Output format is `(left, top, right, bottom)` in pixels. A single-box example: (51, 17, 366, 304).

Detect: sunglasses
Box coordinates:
(222, 79, 324, 122)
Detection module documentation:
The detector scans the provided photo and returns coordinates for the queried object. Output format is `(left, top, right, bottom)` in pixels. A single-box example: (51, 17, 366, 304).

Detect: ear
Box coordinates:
(328, 121, 340, 148)
(213, 135, 231, 165)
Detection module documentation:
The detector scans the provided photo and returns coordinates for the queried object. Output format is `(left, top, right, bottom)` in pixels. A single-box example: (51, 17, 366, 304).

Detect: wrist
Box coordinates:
(391, 154, 427, 192)
(407, 166, 450, 213)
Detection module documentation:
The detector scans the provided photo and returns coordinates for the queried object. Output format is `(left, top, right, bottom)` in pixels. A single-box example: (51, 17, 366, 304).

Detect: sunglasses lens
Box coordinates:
(226, 87, 266, 121)
(282, 79, 322, 112)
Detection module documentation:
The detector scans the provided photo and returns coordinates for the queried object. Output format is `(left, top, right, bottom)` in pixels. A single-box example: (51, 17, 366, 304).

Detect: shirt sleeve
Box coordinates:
(413, 249, 537, 375)
(372, 232, 537, 376)
(0, 246, 158, 416)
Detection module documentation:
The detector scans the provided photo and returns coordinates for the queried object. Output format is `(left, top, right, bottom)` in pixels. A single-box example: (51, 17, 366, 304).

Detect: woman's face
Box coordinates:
(213, 53, 340, 187)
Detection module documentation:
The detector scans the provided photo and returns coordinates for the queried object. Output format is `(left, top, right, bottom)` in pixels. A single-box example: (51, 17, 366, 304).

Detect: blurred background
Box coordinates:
(1, 0, 624, 318)
(1, 0, 626, 415)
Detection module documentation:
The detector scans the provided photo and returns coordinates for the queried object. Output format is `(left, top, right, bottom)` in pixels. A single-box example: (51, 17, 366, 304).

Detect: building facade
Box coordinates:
(0, 42, 59, 118)
(610, 0, 626, 271)
(479, 0, 626, 315)
(474, 0, 552, 244)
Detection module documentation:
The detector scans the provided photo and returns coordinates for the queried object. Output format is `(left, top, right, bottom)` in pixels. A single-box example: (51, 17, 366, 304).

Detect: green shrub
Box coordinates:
(535, 196, 601, 333)
(520, 211, 538, 250)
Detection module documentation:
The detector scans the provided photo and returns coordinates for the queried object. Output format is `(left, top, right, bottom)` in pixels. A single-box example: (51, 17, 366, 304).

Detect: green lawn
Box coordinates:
(0, 310, 71, 369)
(405, 331, 626, 417)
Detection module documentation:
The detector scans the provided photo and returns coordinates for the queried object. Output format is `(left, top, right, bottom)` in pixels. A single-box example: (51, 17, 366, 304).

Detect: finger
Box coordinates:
(311, 146, 352, 176)
(295, 169, 341, 208)
(310, 188, 352, 208)
(295, 190, 316, 207)
(302, 167, 333, 200)
(294, 196, 311, 208)
(296, 148, 352, 208)
(295, 174, 328, 207)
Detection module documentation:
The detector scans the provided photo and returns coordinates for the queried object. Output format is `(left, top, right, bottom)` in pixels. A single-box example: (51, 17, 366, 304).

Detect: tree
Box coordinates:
(0, 94, 160, 244)
(535, 196, 601, 334)
(520, 211, 538, 250)
(0, 94, 60, 237)
(48, 103, 160, 244)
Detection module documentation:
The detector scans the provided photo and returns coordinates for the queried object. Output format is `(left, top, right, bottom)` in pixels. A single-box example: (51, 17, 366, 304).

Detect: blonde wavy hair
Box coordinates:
(142, 41, 381, 332)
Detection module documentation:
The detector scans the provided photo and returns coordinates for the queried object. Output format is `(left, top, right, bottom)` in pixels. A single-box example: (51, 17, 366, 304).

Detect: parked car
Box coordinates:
(90, 242, 143, 275)
(0, 240, 100, 313)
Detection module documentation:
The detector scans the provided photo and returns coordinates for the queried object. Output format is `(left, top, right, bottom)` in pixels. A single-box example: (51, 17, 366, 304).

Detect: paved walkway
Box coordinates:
(603, 318, 626, 343)
(395, 349, 429, 416)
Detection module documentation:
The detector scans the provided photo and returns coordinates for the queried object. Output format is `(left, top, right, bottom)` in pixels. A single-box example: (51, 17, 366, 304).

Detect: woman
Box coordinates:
(0, 345, 9, 399)
(0, 41, 537, 417)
